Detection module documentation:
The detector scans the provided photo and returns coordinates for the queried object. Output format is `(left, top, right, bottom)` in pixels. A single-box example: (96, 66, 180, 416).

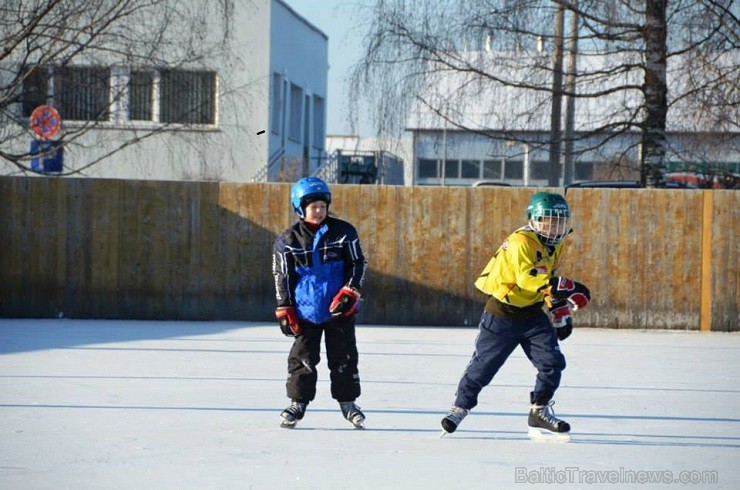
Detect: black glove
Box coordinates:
(549, 277, 591, 310)
(275, 306, 300, 337)
(550, 299, 573, 341)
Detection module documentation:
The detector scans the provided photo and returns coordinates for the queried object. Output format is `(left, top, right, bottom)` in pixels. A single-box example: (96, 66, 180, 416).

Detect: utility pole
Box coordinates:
(563, 2, 579, 185)
(548, 2, 565, 187)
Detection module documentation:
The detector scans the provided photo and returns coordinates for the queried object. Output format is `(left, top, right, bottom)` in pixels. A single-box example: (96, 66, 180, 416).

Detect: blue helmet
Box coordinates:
(290, 177, 332, 218)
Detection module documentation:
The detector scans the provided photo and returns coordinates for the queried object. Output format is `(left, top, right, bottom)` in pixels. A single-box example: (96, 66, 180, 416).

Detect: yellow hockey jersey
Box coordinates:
(475, 227, 565, 308)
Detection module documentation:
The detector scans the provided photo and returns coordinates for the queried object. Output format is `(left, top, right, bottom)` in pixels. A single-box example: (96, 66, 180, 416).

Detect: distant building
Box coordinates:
(2, 0, 328, 182)
(406, 51, 740, 187)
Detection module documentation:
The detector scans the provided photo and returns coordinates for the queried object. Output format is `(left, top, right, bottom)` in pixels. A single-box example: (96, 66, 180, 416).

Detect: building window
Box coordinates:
(129, 71, 154, 121)
(303, 94, 310, 146)
(160, 70, 216, 124)
(289, 83, 302, 141)
(482, 160, 502, 179)
(312, 95, 324, 149)
(444, 160, 460, 179)
(20, 65, 217, 126)
(21, 67, 49, 117)
(504, 160, 523, 179)
(272, 73, 283, 135)
(461, 160, 480, 179)
(575, 161, 594, 180)
(530, 160, 549, 180)
(57, 66, 110, 121)
(417, 158, 438, 178)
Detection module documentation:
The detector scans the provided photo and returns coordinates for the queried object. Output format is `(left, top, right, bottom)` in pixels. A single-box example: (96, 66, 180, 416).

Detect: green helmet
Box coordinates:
(526, 192, 571, 245)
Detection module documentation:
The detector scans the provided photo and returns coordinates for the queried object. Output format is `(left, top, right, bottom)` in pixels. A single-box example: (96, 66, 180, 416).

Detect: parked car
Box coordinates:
(564, 180, 697, 194)
(665, 172, 740, 189)
(471, 180, 512, 187)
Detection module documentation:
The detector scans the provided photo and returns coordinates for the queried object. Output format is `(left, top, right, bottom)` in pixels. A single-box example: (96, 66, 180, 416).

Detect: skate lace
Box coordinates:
(535, 401, 561, 425)
(445, 406, 469, 424)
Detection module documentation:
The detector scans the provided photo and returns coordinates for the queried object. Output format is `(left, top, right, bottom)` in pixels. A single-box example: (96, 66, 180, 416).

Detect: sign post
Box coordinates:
(29, 105, 63, 173)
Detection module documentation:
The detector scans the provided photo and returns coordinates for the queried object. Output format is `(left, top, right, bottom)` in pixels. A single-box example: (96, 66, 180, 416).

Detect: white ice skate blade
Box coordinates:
(527, 427, 571, 442)
(280, 418, 298, 429)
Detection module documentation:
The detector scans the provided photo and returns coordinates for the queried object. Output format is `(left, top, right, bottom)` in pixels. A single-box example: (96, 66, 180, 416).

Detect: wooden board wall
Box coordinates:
(0, 177, 736, 330)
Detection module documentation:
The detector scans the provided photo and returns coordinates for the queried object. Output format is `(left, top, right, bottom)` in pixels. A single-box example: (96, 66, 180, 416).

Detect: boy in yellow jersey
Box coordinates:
(441, 192, 591, 441)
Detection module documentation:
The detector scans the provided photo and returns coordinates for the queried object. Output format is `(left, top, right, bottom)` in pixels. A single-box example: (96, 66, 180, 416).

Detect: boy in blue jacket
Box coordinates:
(272, 177, 367, 428)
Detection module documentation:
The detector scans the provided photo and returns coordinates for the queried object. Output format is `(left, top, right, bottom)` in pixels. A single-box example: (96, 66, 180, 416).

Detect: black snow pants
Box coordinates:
(285, 315, 361, 403)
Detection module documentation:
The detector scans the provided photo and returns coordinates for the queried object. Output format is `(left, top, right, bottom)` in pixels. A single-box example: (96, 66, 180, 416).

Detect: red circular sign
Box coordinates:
(30, 105, 61, 139)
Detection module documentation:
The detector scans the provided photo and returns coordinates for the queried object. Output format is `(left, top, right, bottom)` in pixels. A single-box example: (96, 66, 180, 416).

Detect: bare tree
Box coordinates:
(350, 0, 739, 186)
(0, 0, 240, 177)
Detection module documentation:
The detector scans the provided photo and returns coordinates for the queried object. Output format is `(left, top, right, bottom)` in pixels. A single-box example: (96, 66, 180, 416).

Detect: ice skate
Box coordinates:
(340, 401, 365, 429)
(527, 401, 571, 442)
(440, 406, 469, 436)
(280, 401, 306, 428)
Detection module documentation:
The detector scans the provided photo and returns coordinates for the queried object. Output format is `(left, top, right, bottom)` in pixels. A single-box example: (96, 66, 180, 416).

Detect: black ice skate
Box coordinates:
(527, 401, 571, 442)
(340, 401, 365, 429)
(280, 401, 306, 428)
(440, 406, 469, 435)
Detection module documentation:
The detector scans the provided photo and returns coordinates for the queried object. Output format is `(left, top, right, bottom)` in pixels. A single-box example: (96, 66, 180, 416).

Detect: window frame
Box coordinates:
(288, 83, 303, 142)
(482, 160, 502, 179)
(271, 73, 283, 135)
(503, 160, 524, 180)
(159, 69, 217, 125)
(53, 65, 111, 122)
(461, 159, 481, 179)
(312, 95, 325, 150)
(20, 64, 218, 130)
(417, 158, 438, 179)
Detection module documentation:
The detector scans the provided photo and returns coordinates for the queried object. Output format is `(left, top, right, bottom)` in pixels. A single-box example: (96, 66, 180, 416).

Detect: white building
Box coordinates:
(1, 0, 328, 183)
(407, 51, 740, 187)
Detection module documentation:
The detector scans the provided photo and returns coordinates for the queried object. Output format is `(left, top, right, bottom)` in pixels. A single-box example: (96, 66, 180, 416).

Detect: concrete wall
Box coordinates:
(0, 176, 737, 330)
(268, 0, 329, 176)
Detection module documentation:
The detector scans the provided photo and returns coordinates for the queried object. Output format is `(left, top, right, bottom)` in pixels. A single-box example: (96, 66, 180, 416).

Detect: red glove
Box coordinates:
(549, 299, 573, 341)
(329, 286, 361, 317)
(276, 307, 301, 337)
(548, 277, 591, 311)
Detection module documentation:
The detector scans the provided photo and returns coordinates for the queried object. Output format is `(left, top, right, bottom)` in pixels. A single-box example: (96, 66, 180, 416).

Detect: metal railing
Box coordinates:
(313, 150, 404, 185)
(253, 148, 405, 185)
(312, 149, 340, 182)
(250, 146, 285, 182)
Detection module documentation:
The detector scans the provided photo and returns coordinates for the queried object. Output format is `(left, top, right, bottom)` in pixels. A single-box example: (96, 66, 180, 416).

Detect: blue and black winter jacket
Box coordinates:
(273, 216, 366, 324)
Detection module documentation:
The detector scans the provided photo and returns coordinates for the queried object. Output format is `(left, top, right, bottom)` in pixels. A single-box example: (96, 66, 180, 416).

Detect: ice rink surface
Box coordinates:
(1, 319, 738, 489)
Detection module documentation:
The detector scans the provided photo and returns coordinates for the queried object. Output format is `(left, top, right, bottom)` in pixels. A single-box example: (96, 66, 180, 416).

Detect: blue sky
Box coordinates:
(285, 0, 369, 136)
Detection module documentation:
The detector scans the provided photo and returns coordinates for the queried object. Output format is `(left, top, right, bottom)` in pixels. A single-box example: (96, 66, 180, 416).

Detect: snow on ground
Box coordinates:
(0, 319, 738, 489)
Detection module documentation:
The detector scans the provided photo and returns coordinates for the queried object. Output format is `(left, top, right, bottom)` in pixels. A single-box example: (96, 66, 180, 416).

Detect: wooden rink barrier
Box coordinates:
(0, 177, 737, 331)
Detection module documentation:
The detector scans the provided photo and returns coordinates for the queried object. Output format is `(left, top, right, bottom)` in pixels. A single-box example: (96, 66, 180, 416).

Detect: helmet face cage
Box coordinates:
(526, 193, 571, 245)
(528, 209, 571, 245)
(290, 177, 332, 218)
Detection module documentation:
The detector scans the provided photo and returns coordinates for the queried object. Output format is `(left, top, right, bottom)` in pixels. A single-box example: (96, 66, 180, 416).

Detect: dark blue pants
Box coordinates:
(454, 310, 566, 409)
